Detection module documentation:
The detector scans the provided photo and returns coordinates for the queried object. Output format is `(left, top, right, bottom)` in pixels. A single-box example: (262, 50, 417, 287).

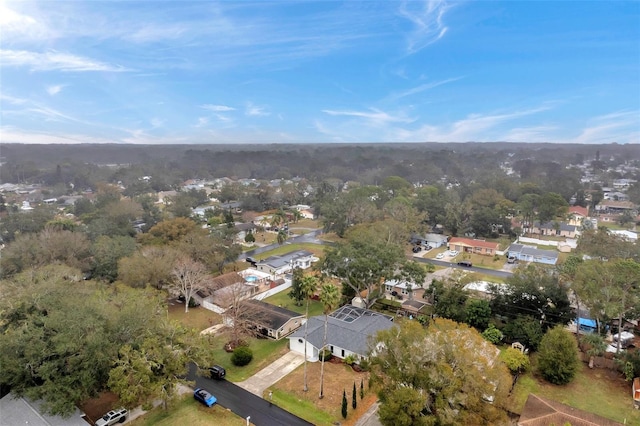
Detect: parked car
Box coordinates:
(412, 246, 422, 253)
(457, 261, 473, 267)
(449, 250, 459, 257)
(194, 388, 217, 407)
(95, 408, 128, 426)
(435, 253, 444, 259)
(209, 365, 226, 379)
(246, 256, 257, 266)
(507, 256, 517, 264)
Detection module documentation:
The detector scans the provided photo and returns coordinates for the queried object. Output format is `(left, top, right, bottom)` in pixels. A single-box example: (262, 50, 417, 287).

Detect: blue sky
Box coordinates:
(1, 0, 638, 144)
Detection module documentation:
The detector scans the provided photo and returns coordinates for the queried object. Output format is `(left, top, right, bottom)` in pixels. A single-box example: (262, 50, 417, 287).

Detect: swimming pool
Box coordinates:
(245, 275, 258, 283)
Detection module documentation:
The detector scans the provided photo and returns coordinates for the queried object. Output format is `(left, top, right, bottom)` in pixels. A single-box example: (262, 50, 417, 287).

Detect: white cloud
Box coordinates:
(398, 0, 452, 54)
(201, 104, 235, 112)
(150, 118, 164, 128)
(390, 77, 463, 100)
(0, 49, 130, 72)
(322, 108, 415, 125)
(0, 93, 28, 105)
(245, 102, 270, 117)
(195, 117, 209, 128)
(568, 111, 640, 144)
(0, 3, 52, 41)
(46, 85, 65, 96)
(0, 126, 117, 144)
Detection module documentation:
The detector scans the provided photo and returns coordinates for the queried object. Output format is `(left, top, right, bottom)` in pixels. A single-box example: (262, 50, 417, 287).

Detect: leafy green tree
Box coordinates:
(501, 347, 530, 391)
(139, 217, 199, 245)
(244, 230, 255, 243)
(489, 264, 574, 332)
(371, 319, 510, 426)
(0, 205, 57, 242)
(277, 229, 288, 245)
(537, 326, 579, 385)
(432, 279, 468, 323)
(537, 192, 569, 222)
(118, 246, 178, 289)
(318, 283, 340, 399)
(288, 267, 306, 306)
(297, 275, 319, 392)
(502, 316, 544, 351)
(91, 235, 136, 281)
(231, 346, 253, 366)
(465, 299, 492, 330)
(320, 236, 403, 307)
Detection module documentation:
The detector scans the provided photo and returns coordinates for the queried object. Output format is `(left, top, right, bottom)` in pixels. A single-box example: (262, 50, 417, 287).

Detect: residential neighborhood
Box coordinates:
(1, 143, 639, 426)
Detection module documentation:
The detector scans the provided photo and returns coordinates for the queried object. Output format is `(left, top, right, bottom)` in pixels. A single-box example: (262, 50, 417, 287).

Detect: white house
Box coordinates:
(256, 250, 317, 276)
(288, 305, 394, 362)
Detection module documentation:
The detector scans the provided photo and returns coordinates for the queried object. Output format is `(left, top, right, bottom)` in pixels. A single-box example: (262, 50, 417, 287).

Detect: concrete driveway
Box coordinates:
(236, 351, 305, 396)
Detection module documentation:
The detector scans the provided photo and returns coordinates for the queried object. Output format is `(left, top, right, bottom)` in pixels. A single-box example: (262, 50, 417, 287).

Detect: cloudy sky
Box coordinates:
(1, 1, 638, 144)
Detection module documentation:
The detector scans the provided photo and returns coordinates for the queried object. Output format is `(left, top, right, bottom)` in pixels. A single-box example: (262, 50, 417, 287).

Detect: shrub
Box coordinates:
(537, 326, 579, 385)
(358, 358, 370, 371)
(344, 354, 357, 366)
(231, 346, 253, 366)
(482, 324, 504, 344)
(352, 382, 357, 409)
(319, 348, 332, 362)
(341, 389, 348, 419)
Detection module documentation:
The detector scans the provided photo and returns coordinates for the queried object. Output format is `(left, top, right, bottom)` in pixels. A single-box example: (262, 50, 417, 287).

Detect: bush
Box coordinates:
(358, 358, 370, 371)
(482, 324, 504, 344)
(319, 348, 332, 362)
(344, 354, 357, 366)
(231, 346, 253, 366)
(537, 326, 579, 385)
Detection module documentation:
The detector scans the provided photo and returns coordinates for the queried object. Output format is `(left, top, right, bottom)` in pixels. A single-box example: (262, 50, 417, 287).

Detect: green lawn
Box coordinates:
(509, 361, 640, 424)
(203, 336, 289, 382)
(128, 395, 246, 426)
(167, 303, 222, 332)
(271, 389, 335, 426)
(263, 291, 324, 317)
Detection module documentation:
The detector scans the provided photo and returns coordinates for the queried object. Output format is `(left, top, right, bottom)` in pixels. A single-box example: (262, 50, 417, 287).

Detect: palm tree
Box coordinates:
(277, 229, 287, 245)
(291, 209, 302, 223)
(318, 283, 340, 399)
(299, 275, 319, 392)
(271, 209, 286, 228)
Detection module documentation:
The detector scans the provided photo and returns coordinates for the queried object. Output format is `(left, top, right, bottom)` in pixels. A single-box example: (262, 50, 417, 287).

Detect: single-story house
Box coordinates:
(424, 233, 449, 248)
(518, 394, 623, 426)
(595, 200, 636, 214)
(448, 237, 499, 256)
(567, 206, 589, 227)
(256, 250, 317, 276)
(288, 305, 394, 362)
(234, 222, 257, 242)
(507, 244, 559, 265)
(0, 393, 89, 426)
(531, 221, 578, 238)
(384, 279, 425, 300)
(238, 299, 304, 340)
(194, 272, 259, 309)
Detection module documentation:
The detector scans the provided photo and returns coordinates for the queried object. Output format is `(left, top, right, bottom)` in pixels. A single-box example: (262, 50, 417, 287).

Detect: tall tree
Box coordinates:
(318, 283, 340, 399)
(371, 319, 510, 426)
(537, 326, 579, 385)
(298, 275, 319, 392)
(170, 257, 209, 313)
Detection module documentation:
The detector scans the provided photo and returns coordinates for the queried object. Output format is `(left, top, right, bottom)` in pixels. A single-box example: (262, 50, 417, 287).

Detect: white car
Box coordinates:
(95, 408, 128, 426)
(449, 250, 459, 257)
(435, 253, 444, 259)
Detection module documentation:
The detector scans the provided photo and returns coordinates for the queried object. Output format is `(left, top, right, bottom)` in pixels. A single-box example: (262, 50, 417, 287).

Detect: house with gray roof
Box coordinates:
(507, 243, 559, 265)
(238, 299, 304, 340)
(0, 393, 88, 426)
(256, 250, 317, 276)
(288, 305, 394, 362)
(531, 221, 578, 238)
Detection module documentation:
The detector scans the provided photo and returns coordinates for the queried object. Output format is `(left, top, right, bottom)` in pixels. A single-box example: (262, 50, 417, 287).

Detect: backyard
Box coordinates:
(263, 289, 324, 317)
(128, 395, 246, 426)
(508, 359, 640, 424)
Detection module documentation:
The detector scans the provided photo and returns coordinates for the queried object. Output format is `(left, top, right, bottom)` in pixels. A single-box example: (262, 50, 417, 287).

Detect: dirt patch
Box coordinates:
(272, 361, 376, 424)
(79, 391, 119, 424)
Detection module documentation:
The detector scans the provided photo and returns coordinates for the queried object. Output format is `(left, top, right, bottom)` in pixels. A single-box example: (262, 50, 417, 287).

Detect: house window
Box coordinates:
(330, 345, 334, 353)
(341, 349, 345, 357)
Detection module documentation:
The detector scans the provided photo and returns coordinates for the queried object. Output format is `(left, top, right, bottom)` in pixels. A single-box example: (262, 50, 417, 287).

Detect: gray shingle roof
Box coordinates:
(508, 244, 559, 260)
(290, 305, 394, 356)
(258, 250, 313, 269)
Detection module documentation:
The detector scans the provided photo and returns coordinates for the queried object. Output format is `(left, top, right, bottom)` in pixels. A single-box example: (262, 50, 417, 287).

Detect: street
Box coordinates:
(187, 365, 313, 426)
(413, 257, 514, 279)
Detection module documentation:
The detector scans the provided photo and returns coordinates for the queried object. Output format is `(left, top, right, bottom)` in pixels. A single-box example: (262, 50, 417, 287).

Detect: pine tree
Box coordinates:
(341, 389, 348, 419)
(360, 378, 364, 400)
(352, 382, 357, 409)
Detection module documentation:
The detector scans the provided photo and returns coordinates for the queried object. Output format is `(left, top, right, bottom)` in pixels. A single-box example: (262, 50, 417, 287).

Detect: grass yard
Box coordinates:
(167, 302, 222, 332)
(128, 395, 246, 426)
(204, 336, 290, 382)
(263, 291, 324, 317)
(508, 361, 640, 424)
(252, 242, 326, 259)
(270, 360, 377, 426)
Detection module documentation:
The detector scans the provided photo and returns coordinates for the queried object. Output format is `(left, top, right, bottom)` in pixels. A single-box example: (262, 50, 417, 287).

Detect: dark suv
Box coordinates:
(209, 365, 226, 379)
(457, 261, 472, 267)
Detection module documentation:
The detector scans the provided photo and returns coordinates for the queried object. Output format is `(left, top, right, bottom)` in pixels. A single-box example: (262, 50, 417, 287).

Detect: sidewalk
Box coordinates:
(236, 351, 305, 397)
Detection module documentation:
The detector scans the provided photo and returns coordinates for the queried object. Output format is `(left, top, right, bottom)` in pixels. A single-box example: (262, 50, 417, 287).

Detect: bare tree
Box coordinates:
(170, 257, 208, 313)
(216, 281, 262, 348)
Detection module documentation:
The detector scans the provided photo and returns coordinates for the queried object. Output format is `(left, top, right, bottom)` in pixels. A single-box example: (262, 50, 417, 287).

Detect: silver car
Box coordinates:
(95, 408, 128, 426)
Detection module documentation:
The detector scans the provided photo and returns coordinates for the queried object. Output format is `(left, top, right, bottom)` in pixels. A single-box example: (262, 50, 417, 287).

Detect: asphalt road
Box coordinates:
(187, 365, 313, 426)
(413, 257, 514, 279)
(238, 229, 325, 260)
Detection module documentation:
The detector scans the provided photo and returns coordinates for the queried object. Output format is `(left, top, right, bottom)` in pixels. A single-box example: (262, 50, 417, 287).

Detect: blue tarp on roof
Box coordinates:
(578, 317, 597, 328)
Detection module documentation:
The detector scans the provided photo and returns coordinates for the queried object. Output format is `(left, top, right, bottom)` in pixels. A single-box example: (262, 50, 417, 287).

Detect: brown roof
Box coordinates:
(197, 272, 244, 298)
(568, 206, 589, 217)
(448, 237, 499, 250)
(518, 394, 623, 426)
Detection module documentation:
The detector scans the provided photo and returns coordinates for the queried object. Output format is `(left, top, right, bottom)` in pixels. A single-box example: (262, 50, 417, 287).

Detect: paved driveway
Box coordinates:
(187, 364, 312, 426)
(236, 351, 304, 396)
